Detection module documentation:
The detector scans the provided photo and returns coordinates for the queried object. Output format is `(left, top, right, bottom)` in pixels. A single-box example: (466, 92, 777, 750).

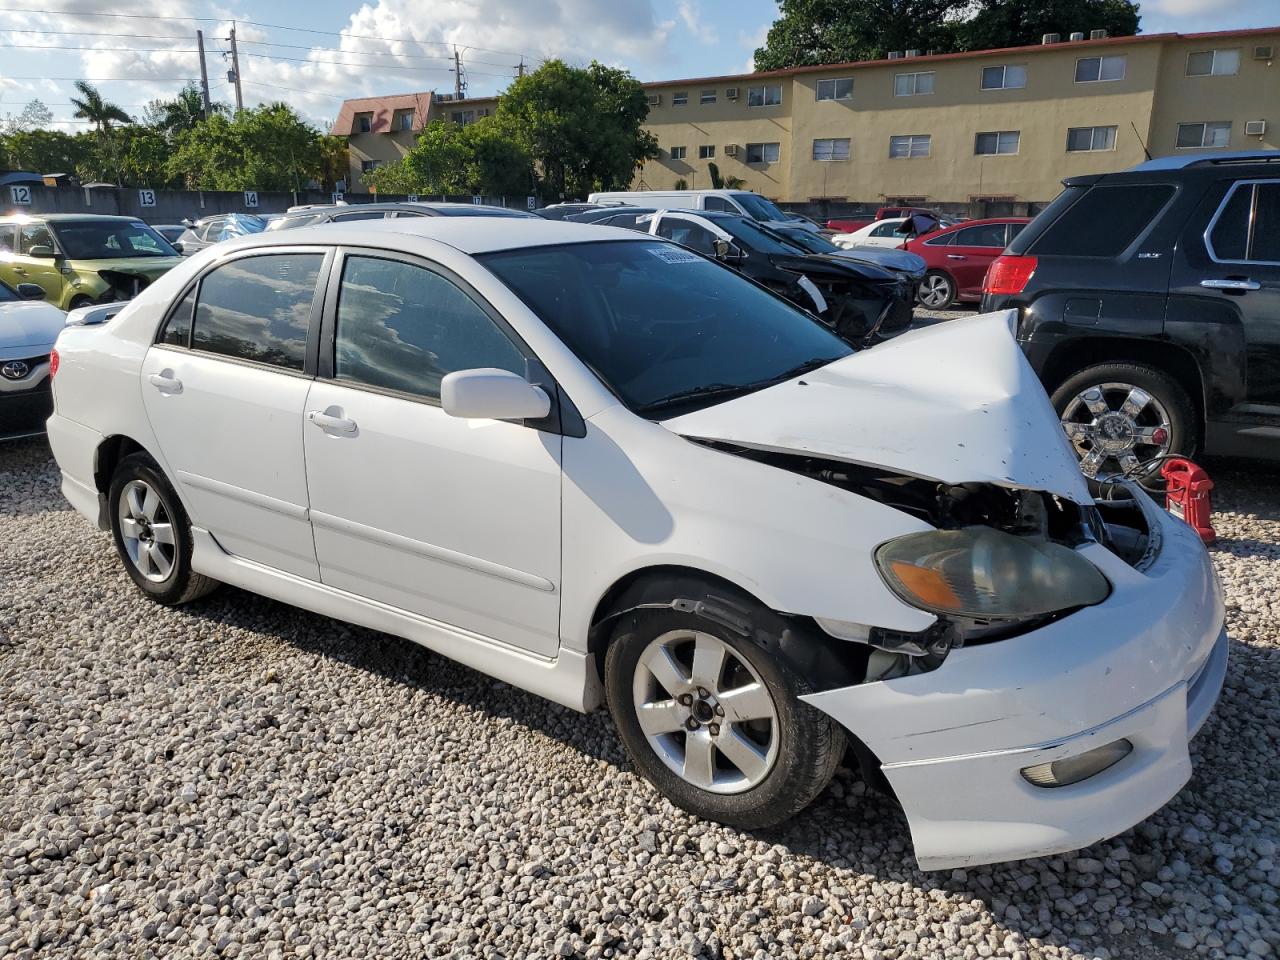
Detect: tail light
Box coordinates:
(48, 348, 59, 380)
(983, 255, 1038, 296)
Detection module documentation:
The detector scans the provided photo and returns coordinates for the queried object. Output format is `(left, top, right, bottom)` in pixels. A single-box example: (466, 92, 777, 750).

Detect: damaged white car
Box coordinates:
(45, 219, 1227, 869)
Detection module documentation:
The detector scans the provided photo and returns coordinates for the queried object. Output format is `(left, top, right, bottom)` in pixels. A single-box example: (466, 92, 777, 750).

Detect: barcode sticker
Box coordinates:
(648, 246, 701, 264)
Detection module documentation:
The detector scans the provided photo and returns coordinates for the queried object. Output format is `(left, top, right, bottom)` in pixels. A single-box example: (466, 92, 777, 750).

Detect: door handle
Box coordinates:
(307, 409, 357, 435)
(946, 254, 966, 260)
(1200, 278, 1260, 291)
(147, 372, 183, 394)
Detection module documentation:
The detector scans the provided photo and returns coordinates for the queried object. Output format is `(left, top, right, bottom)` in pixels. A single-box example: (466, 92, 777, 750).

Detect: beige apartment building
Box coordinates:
(332, 26, 1278, 206)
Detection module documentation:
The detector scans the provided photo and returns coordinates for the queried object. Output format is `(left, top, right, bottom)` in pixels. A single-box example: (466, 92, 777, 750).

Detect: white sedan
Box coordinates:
(830, 217, 912, 250)
(45, 218, 1227, 869)
(0, 278, 64, 439)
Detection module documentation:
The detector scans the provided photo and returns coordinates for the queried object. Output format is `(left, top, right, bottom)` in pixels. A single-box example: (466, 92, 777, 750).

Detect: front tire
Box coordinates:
(108, 452, 219, 605)
(68, 295, 93, 311)
(917, 270, 955, 309)
(605, 602, 845, 829)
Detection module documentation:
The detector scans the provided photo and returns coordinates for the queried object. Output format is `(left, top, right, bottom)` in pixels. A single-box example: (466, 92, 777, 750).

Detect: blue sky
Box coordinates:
(1, 0, 1276, 132)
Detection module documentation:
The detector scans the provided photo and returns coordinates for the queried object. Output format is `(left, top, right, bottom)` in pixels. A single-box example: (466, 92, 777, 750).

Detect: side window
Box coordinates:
(1030, 184, 1175, 258)
(159, 284, 198, 347)
(1007, 222, 1027, 244)
(192, 253, 323, 370)
(393, 211, 432, 218)
(333, 255, 525, 399)
(704, 196, 733, 212)
(19, 223, 54, 255)
(197, 221, 221, 241)
(0, 225, 15, 253)
(954, 223, 1010, 248)
(923, 231, 956, 247)
(1209, 181, 1280, 263)
(331, 210, 388, 222)
(656, 220, 717, 255)
(871, 222, 902, 238)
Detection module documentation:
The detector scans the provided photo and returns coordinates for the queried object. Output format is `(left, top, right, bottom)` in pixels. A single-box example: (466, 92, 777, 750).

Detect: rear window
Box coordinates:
(1027, 184, 1175, 258)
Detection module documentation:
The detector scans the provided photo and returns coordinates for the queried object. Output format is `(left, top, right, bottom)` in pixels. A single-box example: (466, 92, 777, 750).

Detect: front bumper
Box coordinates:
(803, 490, 1227, 869)
(0, 363, 52, 439)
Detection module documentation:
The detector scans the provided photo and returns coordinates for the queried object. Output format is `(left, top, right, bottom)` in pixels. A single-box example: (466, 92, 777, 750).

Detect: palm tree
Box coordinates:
(146, 82, 225, 137)
(70, 80, 132, 140)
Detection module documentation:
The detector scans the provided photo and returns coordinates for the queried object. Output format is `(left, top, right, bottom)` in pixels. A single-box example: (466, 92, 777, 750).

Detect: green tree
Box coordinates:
(144, 82, 227, 138)
(2, 98, 53, 135)
(2, 129, 91, 174)
(464, 119, 533, 197)
(753, 0, 962, 70)
(956, 0, 1140, 52)
(118, 126, 173, 186)
(166, 104, 327, 191)
(364, 119, 473, 195)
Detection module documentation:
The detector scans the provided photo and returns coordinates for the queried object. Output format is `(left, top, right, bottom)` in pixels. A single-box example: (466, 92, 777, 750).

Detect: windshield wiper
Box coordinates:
(637, 382, 758, 415)
(754, 355, 841, 388)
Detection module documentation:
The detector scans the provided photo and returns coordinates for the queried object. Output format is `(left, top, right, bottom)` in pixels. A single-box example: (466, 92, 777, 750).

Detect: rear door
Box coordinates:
(946, 222, 1015, 298)
(141, 247, 330, 579)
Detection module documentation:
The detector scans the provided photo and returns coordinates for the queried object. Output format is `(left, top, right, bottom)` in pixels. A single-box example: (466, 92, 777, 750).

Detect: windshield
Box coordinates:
(480, 240, 851, 416)
(735, 193, 789, 222)
(719, 217, 809, 255)
(50, 220, 177, 259)
(775, 229, 839, 254)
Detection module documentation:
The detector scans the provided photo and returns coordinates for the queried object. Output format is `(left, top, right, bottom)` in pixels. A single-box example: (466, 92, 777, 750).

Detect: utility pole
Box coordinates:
(228, 24, 244, 115)
(196, 29, 212, 119)
(517, 58, 525, 79)
(453, 47, 464, 100)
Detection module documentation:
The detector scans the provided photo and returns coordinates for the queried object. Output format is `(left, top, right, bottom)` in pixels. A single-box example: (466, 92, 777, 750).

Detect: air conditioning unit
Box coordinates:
(647, 94, 662, 106)
(1090, 29, 1108, 40)
(1069, 31, 1085, 41)
(887, 51, 903, 59)
(1245, 119, 1267, 137)
(725, 87, 739, 99)
(905, 49, 921, 58)
(1042, 33, 1061, 44)
(724, 144, 740, 157)
(1253, 45, 1274, 61)
(436, 93, 454, 101)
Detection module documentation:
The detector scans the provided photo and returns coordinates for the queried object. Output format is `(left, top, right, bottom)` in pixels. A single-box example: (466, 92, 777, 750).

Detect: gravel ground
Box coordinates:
(1, 437, 1277, 960)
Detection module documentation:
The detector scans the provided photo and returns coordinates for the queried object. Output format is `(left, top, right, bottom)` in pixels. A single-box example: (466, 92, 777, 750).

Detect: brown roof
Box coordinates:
(640, 25, 1280, 88)
(329, 91, 433, 136)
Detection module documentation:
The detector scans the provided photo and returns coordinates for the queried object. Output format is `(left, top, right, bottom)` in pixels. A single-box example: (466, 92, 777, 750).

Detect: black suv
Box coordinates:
(982, 151, 1279, 477)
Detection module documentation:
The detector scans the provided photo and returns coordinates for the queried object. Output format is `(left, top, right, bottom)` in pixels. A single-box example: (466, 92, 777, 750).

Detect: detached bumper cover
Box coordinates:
(803, 492, 1227, 869)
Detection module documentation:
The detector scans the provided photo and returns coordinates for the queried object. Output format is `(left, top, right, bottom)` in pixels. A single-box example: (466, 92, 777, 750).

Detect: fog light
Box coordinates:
(1020, 739, 1133, 788)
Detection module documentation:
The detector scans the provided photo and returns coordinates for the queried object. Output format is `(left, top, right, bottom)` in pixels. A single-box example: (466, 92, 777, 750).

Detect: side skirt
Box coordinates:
(189, 528, 602, 713)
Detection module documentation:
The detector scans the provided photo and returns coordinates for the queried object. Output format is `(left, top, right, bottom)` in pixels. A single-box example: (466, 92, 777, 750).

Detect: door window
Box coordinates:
(655, 220, 718, 255)
(18, 223, 54, 255)
(1208, 181, 1280, 263)
(333, 255, 525, 399)
(159, 284, 198, 347)
(871, 222, 903, 238)
(704, 196, 734, 212)
(954, 223, 1010, 248)
(191, 253, 323, 370)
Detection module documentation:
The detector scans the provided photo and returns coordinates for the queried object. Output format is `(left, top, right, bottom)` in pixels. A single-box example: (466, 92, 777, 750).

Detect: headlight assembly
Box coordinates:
(875, 527, 1110, 620)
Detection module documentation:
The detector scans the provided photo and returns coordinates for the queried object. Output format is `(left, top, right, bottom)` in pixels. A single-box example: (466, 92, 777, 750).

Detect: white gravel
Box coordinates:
(1, 437, 1277, 960)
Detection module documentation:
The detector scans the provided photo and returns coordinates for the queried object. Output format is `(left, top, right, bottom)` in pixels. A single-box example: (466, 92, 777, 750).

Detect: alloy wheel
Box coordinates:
(1060, 382, 1173, 479)
(632, 629, 780, 794)
(117, 479, 177, 583)
(918, 274, 953, 308)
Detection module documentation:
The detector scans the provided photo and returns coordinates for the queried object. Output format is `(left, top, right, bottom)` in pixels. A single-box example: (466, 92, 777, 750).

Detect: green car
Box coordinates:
(0, 214, 184, 312)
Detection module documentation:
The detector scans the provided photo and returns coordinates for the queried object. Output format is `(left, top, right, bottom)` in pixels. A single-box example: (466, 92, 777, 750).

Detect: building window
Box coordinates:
(356, 113, 372, 133)
(394, 111, 413, 132)
(975, 130, 1020, 155)
(816, 78, 853, 101)
(698, 145, 715, 159)
(673, 91, 689, 106)
(889, 134, 931, 159)
(1066, 125, 1117, 152)
(747, 85, 782, 107)
(893, 71, 935, 96)
(1186, 48, 1240, 76)
(746, 142, 780, 163)
(360, 159, 377, 173)
(1176, 121, 1231, 149)
(1075, 55, 1126, 83)
(669, 145, 687, 160)
(980, 64, 1026, 90)
(812, 137, 850, 161)
(700, 88, 716, 104)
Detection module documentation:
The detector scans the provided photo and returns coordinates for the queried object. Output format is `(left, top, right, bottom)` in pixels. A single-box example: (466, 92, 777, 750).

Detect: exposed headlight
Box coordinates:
(1021, 739, 1133, 788)
(875, 527, 1110, 620)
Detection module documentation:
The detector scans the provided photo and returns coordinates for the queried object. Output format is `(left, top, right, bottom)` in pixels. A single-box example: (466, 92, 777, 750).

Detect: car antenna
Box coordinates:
(1129, 121, 1152, 161)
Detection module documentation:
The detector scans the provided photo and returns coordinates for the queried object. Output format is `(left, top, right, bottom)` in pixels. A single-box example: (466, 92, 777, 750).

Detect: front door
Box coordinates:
(302, 251, 563, 656)
(10, 222, 65, 304)
(141, 249, 329, 579)
(945, 222, 1013, 299)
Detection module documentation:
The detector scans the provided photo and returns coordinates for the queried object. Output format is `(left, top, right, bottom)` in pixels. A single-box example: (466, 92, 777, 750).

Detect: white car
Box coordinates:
(0, 279, 63, 439)
(831, 217, 912, 250)
(46, 219, 1227, 869)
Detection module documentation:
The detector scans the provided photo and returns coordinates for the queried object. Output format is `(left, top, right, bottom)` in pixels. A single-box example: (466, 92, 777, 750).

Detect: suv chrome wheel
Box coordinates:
(632, 629, 780, 794)
(1060, 382, 1173, 478)
(117, 479, 176, 582)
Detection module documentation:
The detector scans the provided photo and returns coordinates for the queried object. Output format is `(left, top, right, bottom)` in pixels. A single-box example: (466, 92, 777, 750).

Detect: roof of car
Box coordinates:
(0, 213, 145, 223)
(1127, 150, 1280, 172)
(226, 215, 651, 255)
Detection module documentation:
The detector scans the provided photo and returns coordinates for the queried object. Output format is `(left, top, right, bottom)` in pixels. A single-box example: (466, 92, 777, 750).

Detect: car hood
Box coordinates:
(71, 256, 183, 278)
(0, 299, 66, 351)
(663, 310, 1092, 504)
(769, 251, 899, 283)
(828, 247, 927, 275)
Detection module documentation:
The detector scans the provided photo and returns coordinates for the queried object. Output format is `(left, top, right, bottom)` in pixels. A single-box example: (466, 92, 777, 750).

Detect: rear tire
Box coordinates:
(108, 452, 219, 605)
(604, 600, 845, 830)
(917, 270, 955, 309)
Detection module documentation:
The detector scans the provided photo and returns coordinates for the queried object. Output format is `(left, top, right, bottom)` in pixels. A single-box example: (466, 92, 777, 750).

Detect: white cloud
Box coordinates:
(676, 0, 719, 44)
(1143, 0, 1238, 15)
(738, 22, 770, 72)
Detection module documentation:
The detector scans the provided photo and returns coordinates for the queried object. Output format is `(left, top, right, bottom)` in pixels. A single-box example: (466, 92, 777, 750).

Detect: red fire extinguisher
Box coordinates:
(1161, 458, 1215, 544)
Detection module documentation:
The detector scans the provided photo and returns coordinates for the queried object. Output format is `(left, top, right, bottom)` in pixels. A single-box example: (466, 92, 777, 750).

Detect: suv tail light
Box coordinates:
(983, 255, 1038, 296)
(49, 348, 59, 380)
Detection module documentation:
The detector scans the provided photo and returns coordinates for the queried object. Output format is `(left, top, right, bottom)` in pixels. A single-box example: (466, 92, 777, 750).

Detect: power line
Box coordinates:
(0, 43, 200, 52)
(232, 38, 519, 69)
(238, 79, 348, 100)
(1, 28, 195, 40)
(0, 76, 197, 81)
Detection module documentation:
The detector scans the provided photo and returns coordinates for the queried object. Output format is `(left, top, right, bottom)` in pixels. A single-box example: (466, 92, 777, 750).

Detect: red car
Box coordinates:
(904, 217, 1031, 309)
(826, 205, 937, 233)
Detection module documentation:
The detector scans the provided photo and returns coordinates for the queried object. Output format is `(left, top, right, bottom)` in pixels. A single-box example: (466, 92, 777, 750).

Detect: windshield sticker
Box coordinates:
(648, 246, 702, 264)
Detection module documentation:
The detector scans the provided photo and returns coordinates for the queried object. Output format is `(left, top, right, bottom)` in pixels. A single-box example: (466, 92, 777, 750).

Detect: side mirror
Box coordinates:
(16, 283, 45, 301)
(712, 239, 743, 262)
(27, 245, 57, 259)
(171, 241, 185, 254)
(441, 368, 550, 421)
